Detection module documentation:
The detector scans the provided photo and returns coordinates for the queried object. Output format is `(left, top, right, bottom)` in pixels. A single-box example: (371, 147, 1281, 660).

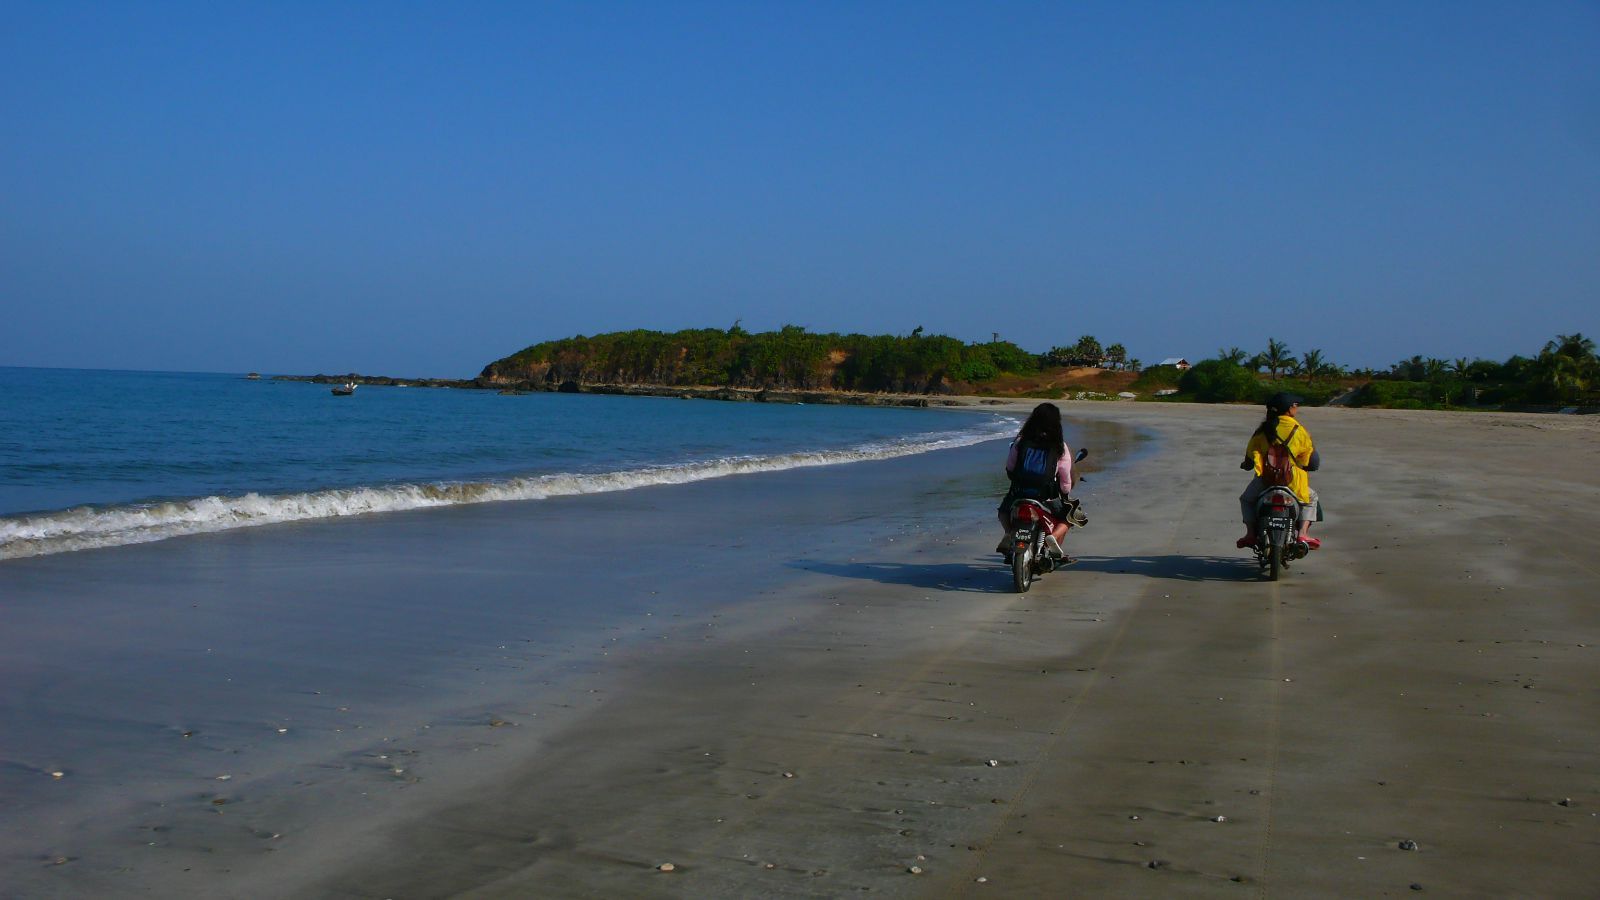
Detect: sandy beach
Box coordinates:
(4, 401, 1598, 898)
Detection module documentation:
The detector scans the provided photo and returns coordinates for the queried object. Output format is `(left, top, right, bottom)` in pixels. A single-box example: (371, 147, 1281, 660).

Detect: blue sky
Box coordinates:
(3, 1, 1597, 376)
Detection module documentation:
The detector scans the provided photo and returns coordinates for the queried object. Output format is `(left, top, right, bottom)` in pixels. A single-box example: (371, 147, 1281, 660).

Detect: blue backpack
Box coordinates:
(1009, 439, 1060, 498)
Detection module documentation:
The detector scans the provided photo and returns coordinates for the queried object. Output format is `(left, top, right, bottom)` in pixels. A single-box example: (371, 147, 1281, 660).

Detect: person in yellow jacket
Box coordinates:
(1236, 392, 1322, 549)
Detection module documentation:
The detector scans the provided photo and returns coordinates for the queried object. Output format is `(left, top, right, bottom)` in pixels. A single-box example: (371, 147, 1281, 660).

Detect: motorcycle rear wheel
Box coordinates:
(1012, 541, 1033, 593)
(1268, 533, 1284, 581)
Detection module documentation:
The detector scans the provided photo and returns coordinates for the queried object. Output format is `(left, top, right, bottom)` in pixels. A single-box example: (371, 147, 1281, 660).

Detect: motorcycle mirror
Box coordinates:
(1074, 448, 1089, 462)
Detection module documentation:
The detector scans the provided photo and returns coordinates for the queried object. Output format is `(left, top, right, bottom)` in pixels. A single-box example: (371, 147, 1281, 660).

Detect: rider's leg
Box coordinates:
(1238, 477, 1263, 545)
(1296, 490, 1320, 545)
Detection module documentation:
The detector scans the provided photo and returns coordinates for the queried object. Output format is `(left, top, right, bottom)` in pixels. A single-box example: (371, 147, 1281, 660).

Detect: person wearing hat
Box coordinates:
(1236, 392, 1322, 549)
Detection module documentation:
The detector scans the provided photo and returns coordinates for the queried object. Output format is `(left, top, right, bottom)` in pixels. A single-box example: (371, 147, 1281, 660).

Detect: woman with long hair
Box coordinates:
(996, 402, 1078, 560)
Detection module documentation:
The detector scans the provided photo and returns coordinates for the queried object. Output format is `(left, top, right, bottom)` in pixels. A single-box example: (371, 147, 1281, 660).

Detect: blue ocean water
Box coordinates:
(0, 367, 1018, 559)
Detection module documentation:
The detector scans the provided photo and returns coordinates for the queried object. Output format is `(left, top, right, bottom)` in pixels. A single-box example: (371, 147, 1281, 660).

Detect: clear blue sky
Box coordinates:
(4, 1, 1597, 376)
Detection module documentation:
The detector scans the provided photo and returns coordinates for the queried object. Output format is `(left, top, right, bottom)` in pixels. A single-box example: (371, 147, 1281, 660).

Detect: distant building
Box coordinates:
(1157, 357, 1192, 370)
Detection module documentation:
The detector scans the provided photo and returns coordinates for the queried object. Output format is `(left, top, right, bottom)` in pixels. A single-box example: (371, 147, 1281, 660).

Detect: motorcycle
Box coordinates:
(1249, 486, 1309, 581)
(1005, 448, 1089, 593)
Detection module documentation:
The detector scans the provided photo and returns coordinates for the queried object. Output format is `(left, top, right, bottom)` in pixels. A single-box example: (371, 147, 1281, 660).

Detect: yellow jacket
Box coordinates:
(1245, 414, 1315, 503)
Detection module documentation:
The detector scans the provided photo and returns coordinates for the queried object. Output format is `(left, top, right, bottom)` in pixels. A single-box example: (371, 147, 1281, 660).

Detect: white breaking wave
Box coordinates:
(1, 422, 1014, 560)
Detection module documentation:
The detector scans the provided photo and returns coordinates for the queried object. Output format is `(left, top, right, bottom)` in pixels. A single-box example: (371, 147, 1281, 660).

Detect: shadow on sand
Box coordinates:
(793, 553, 1262, 591)
(1069, 554, 1261, 582)
(790, 559, 1012, 593)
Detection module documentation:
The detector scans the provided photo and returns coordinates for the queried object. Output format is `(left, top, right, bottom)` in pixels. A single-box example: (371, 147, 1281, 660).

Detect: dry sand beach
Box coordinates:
(4, 401, 1598, 898)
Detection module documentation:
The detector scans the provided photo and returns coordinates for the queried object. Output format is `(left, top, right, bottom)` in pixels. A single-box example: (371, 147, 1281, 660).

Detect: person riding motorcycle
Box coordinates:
(997, 402, 1084, 561)
(1237, 392, 1321, 549)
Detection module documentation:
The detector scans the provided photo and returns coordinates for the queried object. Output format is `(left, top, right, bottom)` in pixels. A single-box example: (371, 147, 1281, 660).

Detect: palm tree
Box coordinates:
(1072, 335, 1104, 367)
(1260, 338, 1294, 379)
(1301, 349, 1327, 384)
(1533, 346, 1590, 403)
(1546, 332, 1597, 360)
(1392, 355, 1425, 380)
(1218, 346, 1249, 366)
(1105, 343, 1127, 370)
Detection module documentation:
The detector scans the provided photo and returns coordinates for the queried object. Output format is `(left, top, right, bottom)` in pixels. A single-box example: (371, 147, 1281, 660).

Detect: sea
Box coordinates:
(0, 367, 1021, 560)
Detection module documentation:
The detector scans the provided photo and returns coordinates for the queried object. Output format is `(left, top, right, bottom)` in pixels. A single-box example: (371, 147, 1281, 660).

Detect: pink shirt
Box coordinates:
(1005, 439, 1073, 493)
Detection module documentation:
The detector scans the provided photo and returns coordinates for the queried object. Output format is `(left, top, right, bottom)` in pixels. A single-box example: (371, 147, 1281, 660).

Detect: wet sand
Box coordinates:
(4, 403, 1598, 897)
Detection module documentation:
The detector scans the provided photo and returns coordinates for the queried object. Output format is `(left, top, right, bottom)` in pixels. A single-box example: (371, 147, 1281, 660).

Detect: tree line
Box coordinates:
(1174, 333, 1599, 408)
(481, 324, 1597, 408)
(480, 324, 1043, 393)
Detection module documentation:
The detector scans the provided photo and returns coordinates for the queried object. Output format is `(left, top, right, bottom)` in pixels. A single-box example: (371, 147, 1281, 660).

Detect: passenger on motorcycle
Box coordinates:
(1237, 392, 1322, 549)
(996, 403, 1081, 558)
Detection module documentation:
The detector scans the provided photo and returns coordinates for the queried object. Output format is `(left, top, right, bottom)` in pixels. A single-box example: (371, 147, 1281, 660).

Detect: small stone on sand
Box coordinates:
(1398, 840, 1418, 851)
(657, 862, 676, 872)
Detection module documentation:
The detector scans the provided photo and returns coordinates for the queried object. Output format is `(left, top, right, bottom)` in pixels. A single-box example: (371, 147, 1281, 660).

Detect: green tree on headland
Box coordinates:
(1179, 359, 1259, 402)
(1045, 335, 1107, 368)
(1257, 338, 1295, 379)
(1102, 343, 1125, 370)
(483, 327, 1037, 393)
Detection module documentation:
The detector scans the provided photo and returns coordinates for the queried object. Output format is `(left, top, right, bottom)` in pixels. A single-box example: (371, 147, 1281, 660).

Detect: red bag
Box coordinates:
(1261, 424, 1300, 487)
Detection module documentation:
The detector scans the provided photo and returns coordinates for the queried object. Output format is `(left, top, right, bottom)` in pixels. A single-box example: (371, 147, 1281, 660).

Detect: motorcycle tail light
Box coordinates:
(1269, 496, 1293, 509)
(1014, 504, 1039, 522)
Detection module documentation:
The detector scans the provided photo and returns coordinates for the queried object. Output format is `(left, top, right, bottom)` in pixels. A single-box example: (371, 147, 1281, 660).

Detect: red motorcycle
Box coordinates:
(1005, 448, 1088, 593)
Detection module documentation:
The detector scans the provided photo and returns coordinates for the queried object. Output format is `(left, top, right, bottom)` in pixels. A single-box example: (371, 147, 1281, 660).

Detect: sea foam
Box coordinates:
(0, 422, 1012, 559)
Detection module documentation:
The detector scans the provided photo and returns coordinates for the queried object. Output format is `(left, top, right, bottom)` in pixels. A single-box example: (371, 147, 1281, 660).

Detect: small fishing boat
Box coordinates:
(331, 383, 356, 396)
(245, 372, 261, 380)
